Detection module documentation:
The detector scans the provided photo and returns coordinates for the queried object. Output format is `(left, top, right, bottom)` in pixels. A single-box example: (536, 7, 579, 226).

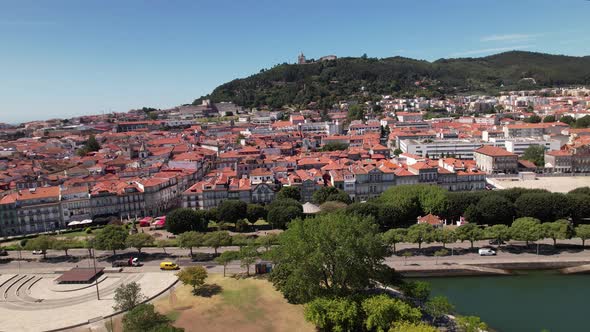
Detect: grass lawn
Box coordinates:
(153, 274, 314, 332)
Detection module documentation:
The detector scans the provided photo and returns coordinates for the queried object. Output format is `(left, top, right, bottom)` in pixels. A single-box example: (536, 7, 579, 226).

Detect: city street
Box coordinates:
(2, 238, 590, 275)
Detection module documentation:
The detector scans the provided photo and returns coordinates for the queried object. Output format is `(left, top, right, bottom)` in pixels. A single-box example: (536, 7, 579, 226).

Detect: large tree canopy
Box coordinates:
(165, 208, 207, 234)
(379, 185, 448, 219)
(93, 225, 128, 255)
(269, 213, 399, 304)
(217, 200, 248, 223)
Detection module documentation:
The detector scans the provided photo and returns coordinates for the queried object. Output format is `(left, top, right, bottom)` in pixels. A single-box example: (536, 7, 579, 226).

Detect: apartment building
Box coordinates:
(474, 146, 518, 174)
(504, 138, 561, 155)
(15, 187, 62, 233)
(400, 139, 493, 159)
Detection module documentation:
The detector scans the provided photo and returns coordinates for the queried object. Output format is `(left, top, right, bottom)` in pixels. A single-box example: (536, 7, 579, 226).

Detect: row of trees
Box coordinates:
(165, 195, 304, 233)
(383, 218, 590, 251)
(21, 228, 155, 259)
(344, 185, 590, 230)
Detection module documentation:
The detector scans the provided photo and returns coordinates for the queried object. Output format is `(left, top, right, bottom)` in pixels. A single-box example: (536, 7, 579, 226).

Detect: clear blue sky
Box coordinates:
(1, 0, 589, 124)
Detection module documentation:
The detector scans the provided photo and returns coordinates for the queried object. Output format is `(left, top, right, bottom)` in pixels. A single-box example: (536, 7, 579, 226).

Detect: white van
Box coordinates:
(478, 248, 496, 256)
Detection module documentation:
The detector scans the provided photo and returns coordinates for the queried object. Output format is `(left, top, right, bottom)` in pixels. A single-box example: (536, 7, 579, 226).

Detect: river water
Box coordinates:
(420, 271, 590, 332)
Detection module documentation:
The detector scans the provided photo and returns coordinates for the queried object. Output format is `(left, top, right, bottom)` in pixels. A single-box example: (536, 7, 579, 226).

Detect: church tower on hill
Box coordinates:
(298, 52, 306, 64)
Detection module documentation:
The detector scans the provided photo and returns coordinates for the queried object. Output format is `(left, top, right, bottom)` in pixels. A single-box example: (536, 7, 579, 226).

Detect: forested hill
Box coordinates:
(194, 51, 590, 109)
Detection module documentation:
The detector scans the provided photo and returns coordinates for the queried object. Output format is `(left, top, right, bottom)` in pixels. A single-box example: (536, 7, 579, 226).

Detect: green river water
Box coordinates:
(420, 271, 590, 332)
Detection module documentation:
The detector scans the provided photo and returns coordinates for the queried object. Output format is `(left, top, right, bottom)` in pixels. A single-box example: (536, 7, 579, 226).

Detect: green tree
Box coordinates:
(443, 192, 483, 222)
(376, 204, 407, 229)
(522, 145, 546, 167)
(574, 115, 590, 128)
(485, 224, 511, 245)
(256, 233, 279, 251)
(313, 187, 351, 205)
(231, 234, 250, 247)
(52, 237, 76, 257)
(176, 266, 208, 294)
(400, 281, 431, 304)
(177, 231, 204, 257)
(267, 204, 303, 229)
(511, 217, 544, 246)
(346, 202, 379, 219)
(380, 185, 447, 217)
(569, 187, 590, 196)
(406, 223, 434, 249)
(390, 321, 438, 332)
(559, 115, 576, 125)
(239, 243, 258, 276)
(246, 204, 267, 223)
(269, 213, 397, 304)
(203, 231, 231, 254)
(113, 282, 144, 311)
(434, 228, 457, 248)
(382, 228, 407, 253)
(523, 114, 542, 123)
(86, 135, 101, 152)
(576, 224, 590, 247)
(25, 235, 55, 259)
(467, 195, 514, 225)
(122, 303, 182, 332)
(543, 219, 574, 247)
(217, 200, 248, 223)
(515, 192, 570, 222)
(276, 186, 301, 201)
(93, 225, 128, 256)
(214, 250, 239, 277)
(347, 104, 365, 121)
(455, 315, 488, 332)
(393, 148, 403, 157)
(567, 194, 590, 222)
(424, 295, 454, 322)
(156, 239, 169, 254)
(126, 233, 154, 254)
(165, 208, 207, 234)
(543, 115, 556, 123)
(321, 142, 349, 151)
(304, 297, 360, 332)
(455, 223, 484, 249)
(361, 294, 421, 332)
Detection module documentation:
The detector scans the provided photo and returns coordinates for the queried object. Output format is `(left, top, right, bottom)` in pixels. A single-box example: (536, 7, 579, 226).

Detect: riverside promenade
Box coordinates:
(386, 238, 590, 277)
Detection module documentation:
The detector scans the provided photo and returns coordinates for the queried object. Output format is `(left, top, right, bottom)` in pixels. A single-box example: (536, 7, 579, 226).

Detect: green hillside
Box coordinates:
(195, 51, 590, 109)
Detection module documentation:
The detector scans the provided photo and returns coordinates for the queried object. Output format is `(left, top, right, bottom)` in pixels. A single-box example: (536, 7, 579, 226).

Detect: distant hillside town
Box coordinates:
(1, 85, 590, 237)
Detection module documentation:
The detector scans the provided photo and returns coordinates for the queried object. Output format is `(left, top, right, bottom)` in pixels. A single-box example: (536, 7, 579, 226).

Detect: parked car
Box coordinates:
(112, 257, 141, 267)
(0, 249, 8, 256)
(478, 248, 496, 256)
(32, 250, 44, 255)
(489, 239, 505, 245)
(160, 261, 179, 270)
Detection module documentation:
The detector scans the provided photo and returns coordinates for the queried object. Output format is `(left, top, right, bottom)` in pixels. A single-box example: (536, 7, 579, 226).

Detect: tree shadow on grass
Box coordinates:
(193, 284, 222, 297)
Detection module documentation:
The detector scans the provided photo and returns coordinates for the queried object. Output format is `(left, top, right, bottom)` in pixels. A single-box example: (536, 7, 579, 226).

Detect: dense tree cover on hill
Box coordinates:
(194, 51, 590, 109)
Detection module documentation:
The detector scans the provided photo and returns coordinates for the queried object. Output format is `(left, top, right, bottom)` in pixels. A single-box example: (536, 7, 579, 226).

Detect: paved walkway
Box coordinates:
(0, 271, 177, 332)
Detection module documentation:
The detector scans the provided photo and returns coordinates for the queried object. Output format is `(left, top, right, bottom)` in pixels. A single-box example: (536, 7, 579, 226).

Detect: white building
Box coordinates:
(503, 138, 561, 155)
(399, 139, 495, 159)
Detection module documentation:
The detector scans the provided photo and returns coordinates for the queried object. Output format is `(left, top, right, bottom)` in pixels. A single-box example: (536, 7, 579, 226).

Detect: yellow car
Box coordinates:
(160, 261, 180, 270)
